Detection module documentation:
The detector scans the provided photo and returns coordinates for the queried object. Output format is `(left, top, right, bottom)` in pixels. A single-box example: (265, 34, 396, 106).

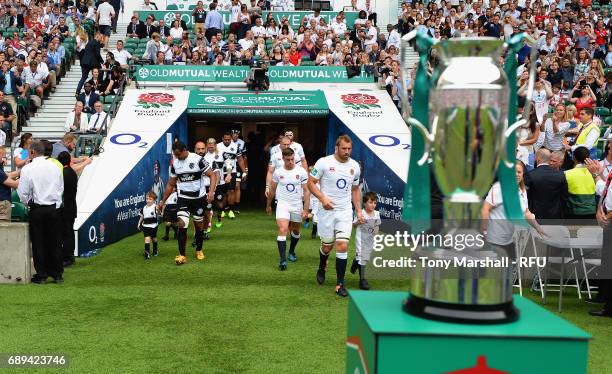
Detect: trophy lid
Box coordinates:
(433, 37, 506, 62)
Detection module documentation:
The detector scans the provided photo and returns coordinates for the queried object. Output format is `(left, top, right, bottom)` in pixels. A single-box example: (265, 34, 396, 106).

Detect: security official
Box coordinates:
(17, 141, 64, 284)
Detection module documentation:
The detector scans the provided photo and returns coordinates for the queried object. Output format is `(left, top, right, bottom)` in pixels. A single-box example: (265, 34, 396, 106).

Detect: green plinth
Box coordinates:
(346, 291, 591, 373)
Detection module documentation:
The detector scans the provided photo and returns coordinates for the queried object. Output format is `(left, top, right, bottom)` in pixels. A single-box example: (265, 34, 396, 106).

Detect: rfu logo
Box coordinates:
(204, 96, 227, 104)
(138, 68, 150, 79)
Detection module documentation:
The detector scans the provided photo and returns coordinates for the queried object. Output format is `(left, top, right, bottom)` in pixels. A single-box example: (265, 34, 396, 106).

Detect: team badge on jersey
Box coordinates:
(189, 163, 195, 169)
(329, 167, 335, 172)
(280, 175, 284, 179)
(197, 208, 203, 215)
(296, 174, 300, 179)
(350, 169, 354, 175)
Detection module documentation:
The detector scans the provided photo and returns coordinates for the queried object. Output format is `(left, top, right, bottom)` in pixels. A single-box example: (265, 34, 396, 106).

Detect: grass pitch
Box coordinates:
(1, 211, 611, 373)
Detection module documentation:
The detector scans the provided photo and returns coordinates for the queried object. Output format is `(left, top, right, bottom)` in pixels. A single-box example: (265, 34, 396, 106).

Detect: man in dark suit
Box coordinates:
(76, 33, 103, 96)
(526, 148, 568, 222)
(157, 19, 171, 38)
(8, 8, 24, 29)
(143, 16, 158, 39)
(77, 82, 100, 114)
(127, 15, 145, 39)
(174, 12, 188, 30)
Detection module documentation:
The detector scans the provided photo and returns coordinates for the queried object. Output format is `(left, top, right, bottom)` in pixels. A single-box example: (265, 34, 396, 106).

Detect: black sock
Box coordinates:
(336, 253, 348, 285)
(224, 206, 230, 212)
(173, 227, 177, 237)
(177, 228, 187, 256)
(289, 232, 300, 255)
(234, 203, 240, 211)
(165, 226, 170, 237)
(305, 217, 310, 223)
(153, 241, 158, 252)
(359, 264, 366, 280)
(277, 236, 287, 263)
(144, 243, 150, 253)
(312, 224, 318, 236)
(319, 247, 329, 270)
(195, 229, 204, 250)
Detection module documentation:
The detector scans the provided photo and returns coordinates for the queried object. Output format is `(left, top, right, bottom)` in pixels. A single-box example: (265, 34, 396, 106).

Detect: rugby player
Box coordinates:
(266, 148, 310, 270)
(270, 130, 308, 170)
(266, 135, 305, 197)
(159, 141, 217, 265)
(217, 132, 247, 219)
(307, 135, 362, 297)
(231, 130, 248, 214)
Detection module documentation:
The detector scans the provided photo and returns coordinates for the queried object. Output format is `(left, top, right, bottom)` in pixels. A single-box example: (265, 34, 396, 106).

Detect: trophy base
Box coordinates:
(403, 294, 519, 325)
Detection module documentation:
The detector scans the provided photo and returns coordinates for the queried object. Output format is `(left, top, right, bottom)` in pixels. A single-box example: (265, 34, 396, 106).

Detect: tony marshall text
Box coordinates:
(373, 257, 546, 269)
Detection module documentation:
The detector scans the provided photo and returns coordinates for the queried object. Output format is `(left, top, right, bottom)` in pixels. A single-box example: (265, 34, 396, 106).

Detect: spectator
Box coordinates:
(76, 32, 103, 96)
(0, 145, 19, 221)
(141, 0, 158, 11)
(569, 82, 597, 112)
(143, 33, 161, 62)
(87, 68, 106, 94)
(564, 145, 597, 219)
(65, 101, 89, 133)
(56, 150, 78, 268)
(205, 2, 224, 41)
(169, 19, 184, 40)
(142, 15, 158, 39)
(527, 148, 568, 221)
(111, 41, 133, 69)
(96, 0, 115, 47)
(88, 101, 109, 134)
(22, 60, 46, 109)
(535, 104, 571, 152)
(127, 14, 145, 39)
(157, 19, 170, 38)
(387, 24, 400, 50)
(0, 60, 19, 138)
(192, 1, 206, 36)
(13, 133, 32, 170)
(51, 134, 92, 173)
(0, 91, 15, 140)
(77, 82, 100, 114)
(17, 140, 64, 284)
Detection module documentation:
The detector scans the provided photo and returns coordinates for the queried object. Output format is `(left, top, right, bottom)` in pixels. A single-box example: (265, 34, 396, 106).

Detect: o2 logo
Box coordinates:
(110, 133, 148, 148)
(285, 183, 296, 193)
(368, 135, 410, 150)
(89, 225, 98, 244)
(336, 178, 348, 191)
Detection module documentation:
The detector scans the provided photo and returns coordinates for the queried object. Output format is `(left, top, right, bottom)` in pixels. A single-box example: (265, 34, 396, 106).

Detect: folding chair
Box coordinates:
(576, 227, 603, 300)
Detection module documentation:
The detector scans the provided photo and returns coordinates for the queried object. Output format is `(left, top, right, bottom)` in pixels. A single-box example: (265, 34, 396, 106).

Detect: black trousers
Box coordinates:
(29, 205, 62, 279)
(600, 222, 612, 311)
(76, 65, 91, 95)
(61, 215, 76, 262)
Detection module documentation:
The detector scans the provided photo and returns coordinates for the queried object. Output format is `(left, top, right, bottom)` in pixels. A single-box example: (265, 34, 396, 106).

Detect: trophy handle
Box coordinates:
(500, 118, 527, 168)
(407, 117, 436, 166)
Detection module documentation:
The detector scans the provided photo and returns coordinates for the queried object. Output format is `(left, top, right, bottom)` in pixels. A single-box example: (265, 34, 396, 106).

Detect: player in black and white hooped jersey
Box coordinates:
(205, 138, 232, 229)
(231, 129, 248, 214)
(265, 135, 306, 197)
(266, 148, 310, 270)
(161, 187, 178, 241)
(217, 132, 247, 220)
(159, 141, 217, 265)
(307, 135, 362, 297)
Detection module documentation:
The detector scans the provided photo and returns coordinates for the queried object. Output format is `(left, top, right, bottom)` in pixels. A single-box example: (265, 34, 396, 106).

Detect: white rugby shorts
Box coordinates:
(317, 208, 353, 243)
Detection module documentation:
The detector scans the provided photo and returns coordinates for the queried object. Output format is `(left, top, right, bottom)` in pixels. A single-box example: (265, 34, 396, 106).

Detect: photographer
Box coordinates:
(246, 62, 269, 91)
(384, 61, 403, 111)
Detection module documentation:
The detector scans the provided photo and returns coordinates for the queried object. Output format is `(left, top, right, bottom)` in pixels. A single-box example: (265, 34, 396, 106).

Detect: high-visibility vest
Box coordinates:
(575, 121, 600, 148)
(564, 166, 597, 216)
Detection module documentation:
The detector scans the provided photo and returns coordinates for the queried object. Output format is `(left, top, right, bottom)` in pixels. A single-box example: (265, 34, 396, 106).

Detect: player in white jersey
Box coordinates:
(270, 130, 308, 170)
(308, 135, 363, 297)
(138, 191, 160, 260)
(159, 141, 217, 265)
(349, 192, 381, 290)
(266, 148, 310, 270)
(231, 129, 248, 214)
(266, 135, 305, 196)
(217, 132, 247, 219)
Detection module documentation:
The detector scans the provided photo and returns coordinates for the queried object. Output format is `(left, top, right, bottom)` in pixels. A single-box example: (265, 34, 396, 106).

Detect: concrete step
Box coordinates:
(36, 108, 73, 114)
(26, 120, 64, 126)
(21, 127, 65, 134)
(40, 98, 76, 105)
(21, 131, 64, 139)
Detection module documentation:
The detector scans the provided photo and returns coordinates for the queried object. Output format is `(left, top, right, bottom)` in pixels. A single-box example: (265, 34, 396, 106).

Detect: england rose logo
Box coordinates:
(136, 93, 175, 109)
(341, 94, 380, 110)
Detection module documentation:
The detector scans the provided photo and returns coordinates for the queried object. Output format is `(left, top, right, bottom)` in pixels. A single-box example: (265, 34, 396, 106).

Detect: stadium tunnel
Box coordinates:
(73, 89, 411, 256)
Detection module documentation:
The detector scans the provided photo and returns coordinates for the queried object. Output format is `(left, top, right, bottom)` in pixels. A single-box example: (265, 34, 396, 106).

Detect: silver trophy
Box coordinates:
(401, 35, 537, 324)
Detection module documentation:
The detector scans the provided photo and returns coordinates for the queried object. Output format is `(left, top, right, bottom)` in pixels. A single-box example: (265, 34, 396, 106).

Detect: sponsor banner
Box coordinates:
(137, 10, 358, 29)
(268, 66, 374, 83)
(75, 90, 190, 256)
(135, 65, 373, 83)
(187, 90, 328, 116)
(135, 65, 250, 82)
